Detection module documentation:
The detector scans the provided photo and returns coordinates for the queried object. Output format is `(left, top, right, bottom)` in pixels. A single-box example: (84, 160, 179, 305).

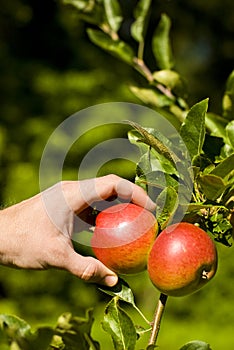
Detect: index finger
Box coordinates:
(80, 174, 156, 212)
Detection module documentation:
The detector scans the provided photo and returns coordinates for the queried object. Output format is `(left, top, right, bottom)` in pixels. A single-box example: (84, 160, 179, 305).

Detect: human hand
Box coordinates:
(0, 175, 155, 286)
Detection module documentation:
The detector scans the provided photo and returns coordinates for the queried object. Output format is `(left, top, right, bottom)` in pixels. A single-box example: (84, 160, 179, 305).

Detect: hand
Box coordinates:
(0, 175, 155, 286)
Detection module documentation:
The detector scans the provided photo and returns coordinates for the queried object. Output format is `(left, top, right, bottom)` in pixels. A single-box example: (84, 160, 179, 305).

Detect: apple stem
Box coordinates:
(148, 293, 168, 347)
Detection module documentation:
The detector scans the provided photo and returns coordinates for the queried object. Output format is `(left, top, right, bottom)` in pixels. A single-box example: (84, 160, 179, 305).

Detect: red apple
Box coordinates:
(148, 222, 217, 297)
(91, 203, 158, 274)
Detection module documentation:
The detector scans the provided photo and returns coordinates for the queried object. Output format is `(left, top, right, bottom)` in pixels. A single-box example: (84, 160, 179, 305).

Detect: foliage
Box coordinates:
(1, 0, 234, 349)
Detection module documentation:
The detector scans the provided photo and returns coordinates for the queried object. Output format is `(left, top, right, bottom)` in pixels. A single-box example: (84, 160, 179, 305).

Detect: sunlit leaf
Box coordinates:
(156, 186, 179, 229)
(99, 278, 135, 306)
(129, 85, 172, 107)
(87, 29, 135, 65)
(63, 0, 95, 11)
(136, 170, 178, 190)
(131, 0, 152, 42)
(197, 174, 226, 200)
(152, 13, 174, 69)
(103, 0, 123, 33)
(180, 99, 208, 161)
(55, 310, 100, 350)
(127, 121, 179, 174)
(152, 69, 187, 98)
(102, 297, 137, 350)
(0, 314, 32, 339)
(63, 0, 104, 25)
(179, 339, 212, 349)
(222, 70, 234, 121)
(205, 112, 227, 140)
(210, 154, 234, 179)
(226, 120, 234, 149)
(0, 314, 53, 350)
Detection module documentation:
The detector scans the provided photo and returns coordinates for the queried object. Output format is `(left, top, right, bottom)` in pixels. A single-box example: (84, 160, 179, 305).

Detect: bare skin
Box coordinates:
(0, 174, 155, 287)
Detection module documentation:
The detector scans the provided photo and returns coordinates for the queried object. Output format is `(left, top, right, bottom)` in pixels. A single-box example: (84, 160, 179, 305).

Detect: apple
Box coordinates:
(91, 203, 158, 274)
(147, 222, 217, 297)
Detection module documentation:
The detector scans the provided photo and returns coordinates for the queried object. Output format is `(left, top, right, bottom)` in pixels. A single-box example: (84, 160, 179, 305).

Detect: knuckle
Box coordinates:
(80, 257, 99, 282)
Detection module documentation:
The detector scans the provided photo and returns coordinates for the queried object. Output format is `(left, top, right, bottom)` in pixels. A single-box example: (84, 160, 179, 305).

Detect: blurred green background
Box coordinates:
(0, 0, 234, 349)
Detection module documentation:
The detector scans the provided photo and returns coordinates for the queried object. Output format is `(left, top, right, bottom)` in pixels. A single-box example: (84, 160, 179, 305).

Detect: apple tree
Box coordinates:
(1, 0, 234, 349)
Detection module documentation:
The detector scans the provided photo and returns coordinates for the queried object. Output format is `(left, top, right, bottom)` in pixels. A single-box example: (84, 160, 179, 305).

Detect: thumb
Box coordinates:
(64, 251, 118, 287)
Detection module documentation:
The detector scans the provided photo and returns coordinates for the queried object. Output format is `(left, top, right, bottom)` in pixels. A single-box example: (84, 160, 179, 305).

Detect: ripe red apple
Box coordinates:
(148, 222, 217, 297)
(91, 203, 158, 274)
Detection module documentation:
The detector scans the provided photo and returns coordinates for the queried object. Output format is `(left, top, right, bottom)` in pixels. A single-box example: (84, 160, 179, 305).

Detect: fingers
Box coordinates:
(76, 174, 156, 213)
(64, 250, 118, 287)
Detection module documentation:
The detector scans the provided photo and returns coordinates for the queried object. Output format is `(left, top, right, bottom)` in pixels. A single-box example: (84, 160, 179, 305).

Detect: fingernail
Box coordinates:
(104, 275, 118, 287)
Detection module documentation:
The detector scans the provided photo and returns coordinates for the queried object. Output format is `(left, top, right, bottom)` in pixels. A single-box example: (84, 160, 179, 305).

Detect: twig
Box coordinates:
(148, 293, 168, 347)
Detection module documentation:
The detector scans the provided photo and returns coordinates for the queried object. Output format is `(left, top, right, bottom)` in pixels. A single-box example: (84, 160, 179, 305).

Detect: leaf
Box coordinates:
(136, 170, 179, 190)
(87, 29, 135, 65)
(99, 278, 135, 306)
(210, 154, 234, 179)
(129, 85, 173, 108)
(103, 0, 123, 33)
(205, 112, 227, 139)
(127, 121, 179, 173)
(152, 13, 174, 70)
(55, 310, 100, 350)
(63, 0, 95, 11)
(222, 70, 234, 121)
(63, 0, 104, 26)
(152, 69, 187, 98)
(131, 0, 152, 42)
(179, 339, 212, 350)
(226, 120, 234, 149)
(0, 314, 32, 339)
(156, 186, 179, 229)
(0, 314, 53, 350)
(197, 174, 226, 201)
(102, 297, 137, 350)
(180, 99, 208, 161)
(28, 327, 54, 350)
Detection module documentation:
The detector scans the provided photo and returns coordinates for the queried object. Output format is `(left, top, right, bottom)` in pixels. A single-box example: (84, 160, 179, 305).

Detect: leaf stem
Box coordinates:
(133, 303, 151, 325)
(148, 293, 168, 347)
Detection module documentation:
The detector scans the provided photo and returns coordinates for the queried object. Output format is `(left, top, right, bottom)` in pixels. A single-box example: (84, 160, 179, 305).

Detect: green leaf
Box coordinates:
(131, 0, 152, 42)
(99, 278, 135, 306)
(226, 120, 234, 149)
(0, 314, 53, 350)
(222, 70, 234, 121)
(152, 69, 187, 98)
(156, 186, 179, 229)
(210, 154, 234, 179)
(127, 121, 179, 175)
(205, 112, 227, 140)
(152, 13, 174, 69)
(63, 0, 104, 26)
(102, 297, 137, 350)
(63, 0, 95, 11)
(28, 327, 54, 350)
(55, 310, 100, 350)
(103, 0, 123, 33)
(197, 174, 226, 201)
(136, 170, 179, 190)
(129, 85, 172, 108)
(179, 340, 212, 349)
(180, 99, 208, 161)
(87, 29, 135, 65)
(0, 314, 32, 339)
